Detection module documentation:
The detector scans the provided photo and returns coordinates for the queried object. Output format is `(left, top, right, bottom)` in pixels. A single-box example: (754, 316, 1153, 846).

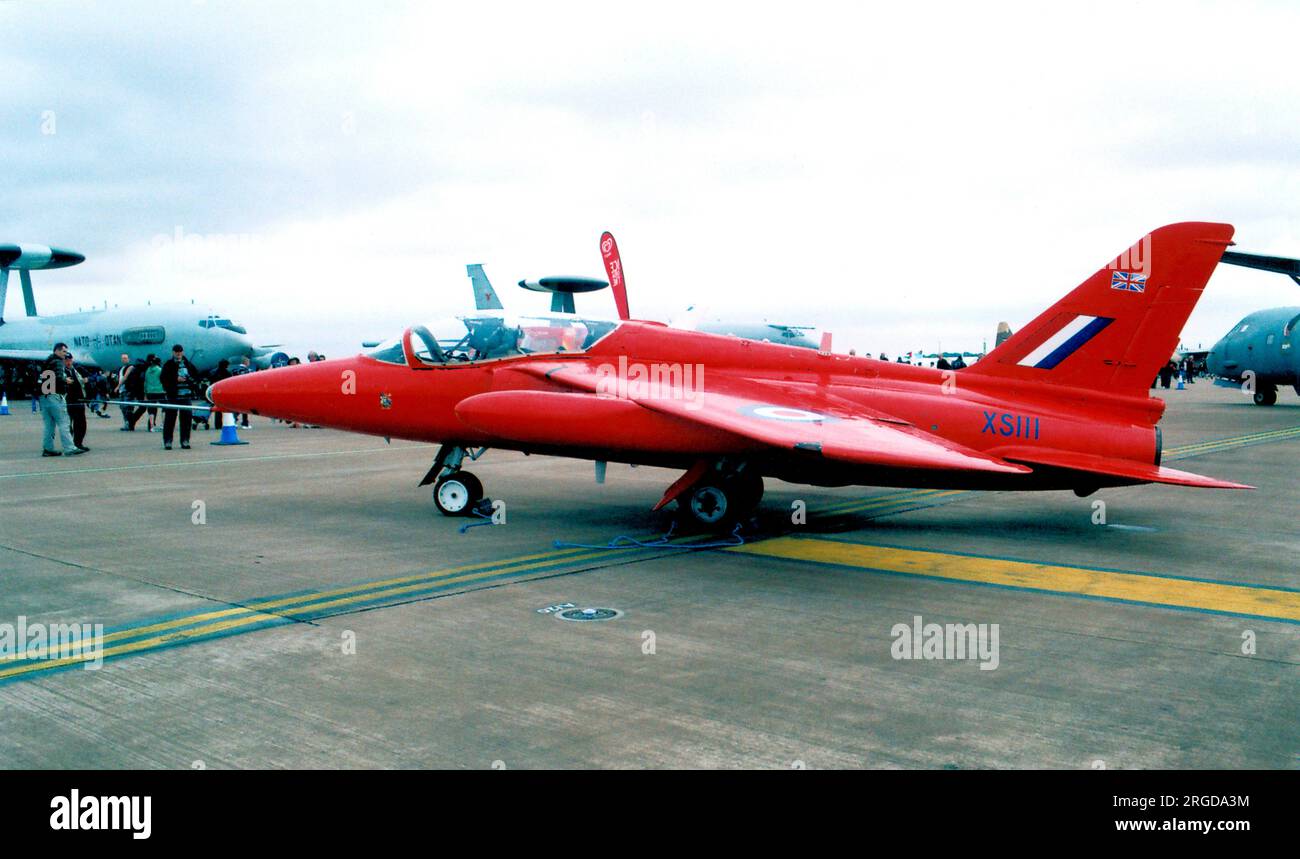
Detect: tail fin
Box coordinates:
(466, 264, 504, 311)
(965, 222, 1234, 397)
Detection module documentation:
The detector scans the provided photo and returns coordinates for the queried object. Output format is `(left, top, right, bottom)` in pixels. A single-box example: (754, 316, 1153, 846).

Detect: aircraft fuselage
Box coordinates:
(0, 304, 254, 373)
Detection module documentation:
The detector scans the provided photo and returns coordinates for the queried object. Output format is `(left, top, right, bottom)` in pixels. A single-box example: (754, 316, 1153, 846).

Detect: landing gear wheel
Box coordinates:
(684, 482, 732, 527)
(1253, 384, 1277, 406)
(433, 471, 483, 516)
(728, 470, 765, 513)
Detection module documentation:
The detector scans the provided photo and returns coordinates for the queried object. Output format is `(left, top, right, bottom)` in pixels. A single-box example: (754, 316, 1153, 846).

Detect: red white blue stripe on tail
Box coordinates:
(1016, 315, 1114, 370)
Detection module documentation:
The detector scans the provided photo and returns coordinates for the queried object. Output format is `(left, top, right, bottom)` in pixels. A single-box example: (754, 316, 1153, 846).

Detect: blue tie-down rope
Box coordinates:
(458, 499, 500, 534)
(552, 520, 747, 550)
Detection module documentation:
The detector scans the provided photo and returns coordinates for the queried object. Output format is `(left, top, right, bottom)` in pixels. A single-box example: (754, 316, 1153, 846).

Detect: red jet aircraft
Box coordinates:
(211, 222, 1250, 527)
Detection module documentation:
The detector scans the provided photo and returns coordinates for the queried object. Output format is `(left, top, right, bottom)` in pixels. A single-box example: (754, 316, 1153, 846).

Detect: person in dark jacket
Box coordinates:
(1159, 361, 1175, 389)
(159, 344, 200, 450)
(113, 353, 134, 429)
(62, 353, 91, 452)
(37, 343, 82, 456)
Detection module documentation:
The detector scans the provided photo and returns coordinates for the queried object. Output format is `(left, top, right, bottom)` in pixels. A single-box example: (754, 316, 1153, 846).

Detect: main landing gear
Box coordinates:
(421, 445, 488, 516)
(665, 461, 765, 529)
(1252, 382, 1277, 406)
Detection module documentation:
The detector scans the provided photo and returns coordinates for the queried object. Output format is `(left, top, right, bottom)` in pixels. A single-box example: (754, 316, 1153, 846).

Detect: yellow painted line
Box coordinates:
(813, 425, 1300, 519)
(0, 563, 591, 678)
(0, 559, 625, 680)
(824, 489, 967, 517)
(0, 609, 288, 680)
(6, 544, 608, 659)
(1167, 426, 1300, 457)
(730, 536, 1300, 623)
(815, 488, 944, 515)
(818, 487, 939, 512)
(1, 534, 720, 676)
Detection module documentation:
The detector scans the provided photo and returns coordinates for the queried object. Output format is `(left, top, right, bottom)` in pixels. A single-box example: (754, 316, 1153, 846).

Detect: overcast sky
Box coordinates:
(4, 0, 1300, 358)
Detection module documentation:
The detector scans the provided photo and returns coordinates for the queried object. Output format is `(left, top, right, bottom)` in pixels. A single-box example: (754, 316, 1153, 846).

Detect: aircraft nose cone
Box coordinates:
(210, 373, 260, 414)
(1205, 337, 1230, 375)
(210, 360, 349, 425)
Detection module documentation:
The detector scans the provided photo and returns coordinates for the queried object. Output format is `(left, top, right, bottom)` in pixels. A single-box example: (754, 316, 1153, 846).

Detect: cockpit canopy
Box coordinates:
(365, 315, 619, 366)
(199, 315, 247, 335)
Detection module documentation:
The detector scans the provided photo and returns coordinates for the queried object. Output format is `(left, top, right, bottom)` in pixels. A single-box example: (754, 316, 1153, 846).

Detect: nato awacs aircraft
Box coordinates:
(461, 255, 823, 349)
(1203, 250, 1300, 405)
(0, 243, 273, 374)
(212, 223, 1251, 528)
(360, 263, 617, 355)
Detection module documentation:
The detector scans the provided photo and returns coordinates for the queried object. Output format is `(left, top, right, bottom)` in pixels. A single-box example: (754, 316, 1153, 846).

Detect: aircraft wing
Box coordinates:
(993, 447, 1253, 490)
(0, 349, 64, 363)
(524, 363, 1031, 475)
(1220, 250, 1300, 284)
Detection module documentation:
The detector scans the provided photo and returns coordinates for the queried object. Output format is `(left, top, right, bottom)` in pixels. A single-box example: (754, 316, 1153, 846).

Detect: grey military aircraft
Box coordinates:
(1205, 250, 1300, 405)
(0, 243, 267, 375)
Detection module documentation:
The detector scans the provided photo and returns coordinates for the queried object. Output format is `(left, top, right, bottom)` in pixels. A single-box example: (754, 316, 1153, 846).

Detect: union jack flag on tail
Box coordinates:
(1110, 271, 1146, 292)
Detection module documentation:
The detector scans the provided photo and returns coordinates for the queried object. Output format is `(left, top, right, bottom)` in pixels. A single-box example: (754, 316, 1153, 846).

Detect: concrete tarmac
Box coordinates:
(0, 382, 1296, 768)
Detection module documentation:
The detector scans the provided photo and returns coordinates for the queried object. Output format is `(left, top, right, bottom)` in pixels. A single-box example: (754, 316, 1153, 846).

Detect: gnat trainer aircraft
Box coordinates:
(0, 243, 272, 374)
(212, 223, 1251, 528)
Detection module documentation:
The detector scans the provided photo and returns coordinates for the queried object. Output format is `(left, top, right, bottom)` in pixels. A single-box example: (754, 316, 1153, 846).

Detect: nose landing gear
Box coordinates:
(434, 471, 484, 516)
(422, 444, 488, 516)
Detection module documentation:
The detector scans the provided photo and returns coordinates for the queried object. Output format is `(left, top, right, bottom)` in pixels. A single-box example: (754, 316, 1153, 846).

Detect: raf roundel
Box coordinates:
(740, 404, 836, 423)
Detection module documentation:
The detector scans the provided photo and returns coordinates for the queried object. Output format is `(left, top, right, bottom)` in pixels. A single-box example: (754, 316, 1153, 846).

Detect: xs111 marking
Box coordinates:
(982, 411, 1041, 440)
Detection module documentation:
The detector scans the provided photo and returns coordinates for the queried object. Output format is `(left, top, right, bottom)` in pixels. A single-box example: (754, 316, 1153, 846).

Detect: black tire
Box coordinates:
(681, 482, 734, 527)
(433, 471, 484, 516)
(727, 470, 765, 514)
(1253, 385, 1277, 406)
